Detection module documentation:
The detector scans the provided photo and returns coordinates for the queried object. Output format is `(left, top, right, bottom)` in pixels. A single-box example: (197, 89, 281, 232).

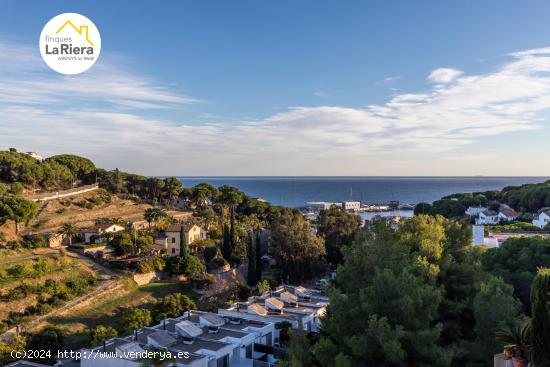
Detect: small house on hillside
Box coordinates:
(154, 223, 206, 256)
(498, 208, 519, 222)
(465, 206, 487, 216)
(83, 223, 125, 243)
(476, 205, 518, 225)
(533, 210, 550, 229)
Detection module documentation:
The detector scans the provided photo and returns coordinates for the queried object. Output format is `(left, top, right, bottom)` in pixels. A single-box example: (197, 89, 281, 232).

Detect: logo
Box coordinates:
(40, 13, 101, 75)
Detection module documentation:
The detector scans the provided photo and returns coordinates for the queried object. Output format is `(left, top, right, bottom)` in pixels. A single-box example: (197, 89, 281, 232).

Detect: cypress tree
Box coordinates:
(222, 223, 232, 261)
(247, 233, 256, 286)
(230, 206, 236, 250)
(255, 230, 262, 281)
(531, 267, 550, 367)
(179, 225, 187, 259)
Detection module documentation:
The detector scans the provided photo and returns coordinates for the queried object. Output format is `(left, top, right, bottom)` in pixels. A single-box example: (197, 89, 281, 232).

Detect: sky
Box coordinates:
(1, 0, 550, 176)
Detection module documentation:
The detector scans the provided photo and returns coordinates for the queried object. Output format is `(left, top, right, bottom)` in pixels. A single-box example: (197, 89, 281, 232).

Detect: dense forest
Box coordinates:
(414, 180, 550, 218)
(284, 215, 550, 367)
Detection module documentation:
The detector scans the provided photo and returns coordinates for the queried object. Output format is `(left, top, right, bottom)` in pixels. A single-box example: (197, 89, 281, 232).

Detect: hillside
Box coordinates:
(26, 190, 152, 235)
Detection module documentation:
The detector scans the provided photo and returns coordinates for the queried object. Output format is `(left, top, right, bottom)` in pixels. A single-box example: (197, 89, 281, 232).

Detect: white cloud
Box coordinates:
(427, 68, 463, 83)
(1, 40, 550, 175)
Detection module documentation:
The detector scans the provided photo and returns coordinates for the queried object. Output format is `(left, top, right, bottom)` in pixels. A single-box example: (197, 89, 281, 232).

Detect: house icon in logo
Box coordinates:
(56, 20, 95, 46)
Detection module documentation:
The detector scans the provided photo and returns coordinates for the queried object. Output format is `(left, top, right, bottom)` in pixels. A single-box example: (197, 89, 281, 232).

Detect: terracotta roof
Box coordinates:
(165, 223, 199, 232)
(500, 209, 518, 217)
(83, 223, 121, 233)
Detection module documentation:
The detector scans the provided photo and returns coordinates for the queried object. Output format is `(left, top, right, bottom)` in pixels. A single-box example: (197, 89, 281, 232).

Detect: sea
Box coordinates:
(175, 176, 548, 220)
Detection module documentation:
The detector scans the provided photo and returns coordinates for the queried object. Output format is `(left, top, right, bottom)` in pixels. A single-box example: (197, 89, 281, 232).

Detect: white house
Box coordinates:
(476, 207, 518, 225)
(533, 210, 550, 229)
(498, 208, 519, 222)
(465, 206, 487, 216)
(477, 210, 499, 225)
(83, 223, 125, 243)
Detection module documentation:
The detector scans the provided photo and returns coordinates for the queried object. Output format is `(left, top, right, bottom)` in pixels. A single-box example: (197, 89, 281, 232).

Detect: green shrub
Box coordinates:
(531, 267, 550, 366)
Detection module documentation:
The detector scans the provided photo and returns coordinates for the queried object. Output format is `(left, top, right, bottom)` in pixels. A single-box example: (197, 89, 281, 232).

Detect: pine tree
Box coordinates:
(247, 233, 256, 286)
(222, 223, 232, 261)
(531, 267, 550, 367)
(255, 230, 262, 281)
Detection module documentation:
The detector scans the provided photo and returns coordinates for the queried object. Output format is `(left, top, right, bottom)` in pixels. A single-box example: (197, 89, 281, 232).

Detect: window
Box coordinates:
(171, 248, 175, 254)
(171, 237, 176, 243)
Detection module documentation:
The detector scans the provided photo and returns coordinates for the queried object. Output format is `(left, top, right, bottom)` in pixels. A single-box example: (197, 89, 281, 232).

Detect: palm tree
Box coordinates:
(144, 208, 165, 228)
(58, 222, 79, 246)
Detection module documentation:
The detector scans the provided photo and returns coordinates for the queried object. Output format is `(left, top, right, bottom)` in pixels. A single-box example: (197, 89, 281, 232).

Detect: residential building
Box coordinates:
(83, 223, 125, 243)
(155, 223, 206, 256)
(533, 210, 550, 229)
(476, 205, 518, 225)
(498, 208, 519, 222)
(465, 206, 487, 216)
(219, 285, 328, 343)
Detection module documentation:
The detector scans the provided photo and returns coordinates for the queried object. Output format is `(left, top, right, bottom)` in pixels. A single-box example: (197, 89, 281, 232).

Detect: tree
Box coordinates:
(317, 206, 361, 265)
(110, 232, 135, 256)
(315, 235, 451, 367)
(45, 154, 96, 183)
(281, 331, 315, 367)
(88, 325, 117, 346)
(0, 335, 26, 366)
(270, 209, 326, 282)
(247, 233, 257, 286)
(58, 222, 79, 246)
(482, 236, 550, 311)
(531, 267, 550, 367)
(469, 276, 523, 363)
(179, 225, 187, 259)
(255, 230, 262, 281)
(144, 207, 165, 228)
(414, 202, 433, 215)
(120, 308, 152, 332)
(27, 326, 65, 364)
(0, 196, 37, 234)
(152, 294, 196, 322)
(222, 223, 232, 261)
(163, 177, 182, 204)
(257, 279, 271, 294)
(10, 182, 24, 195)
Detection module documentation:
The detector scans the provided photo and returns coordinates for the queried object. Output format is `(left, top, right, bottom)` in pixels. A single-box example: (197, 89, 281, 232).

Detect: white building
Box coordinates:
(306, 202, 342, 211)
(83, 223, 125, 244)
(477, 210, 499, 225)
(343, 201, 361, 211)
(476, 206, 518, 225)
(533, 210, 550, 229)
(219, 285, 328, 341)
(465, 206, 487, 216)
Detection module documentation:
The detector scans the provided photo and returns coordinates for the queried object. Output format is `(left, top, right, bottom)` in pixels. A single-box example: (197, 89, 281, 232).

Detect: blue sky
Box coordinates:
(1, 0, 550, 175)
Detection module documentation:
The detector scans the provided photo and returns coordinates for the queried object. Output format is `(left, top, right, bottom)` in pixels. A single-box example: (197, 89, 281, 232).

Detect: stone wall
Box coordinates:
(133, 271, 162, 285)
(26, 184, 99, 202)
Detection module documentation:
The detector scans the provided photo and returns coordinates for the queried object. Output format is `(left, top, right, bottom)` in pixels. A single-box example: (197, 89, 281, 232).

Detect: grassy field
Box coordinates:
(44, 279, 196, 347)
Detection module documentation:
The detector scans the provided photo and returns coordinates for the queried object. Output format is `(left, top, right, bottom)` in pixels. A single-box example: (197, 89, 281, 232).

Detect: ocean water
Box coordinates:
(176, 176, 549, 208)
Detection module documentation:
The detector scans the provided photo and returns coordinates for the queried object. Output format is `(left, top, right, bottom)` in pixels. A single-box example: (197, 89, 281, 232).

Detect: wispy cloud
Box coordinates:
(1, 39, 550, 175)
(427, 68, 463, 83)
(0, 40, 202, 109)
